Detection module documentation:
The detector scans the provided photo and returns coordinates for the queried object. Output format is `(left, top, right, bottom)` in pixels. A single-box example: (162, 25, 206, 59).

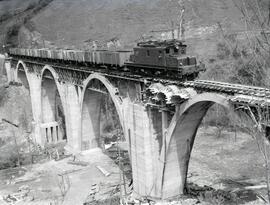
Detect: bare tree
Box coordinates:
(239, 105, 270, 202)
(230, 2, 270, 200)
(232, 0, 270, 87)
(176, 0, 185, 40)
(158, 0, 185, 40)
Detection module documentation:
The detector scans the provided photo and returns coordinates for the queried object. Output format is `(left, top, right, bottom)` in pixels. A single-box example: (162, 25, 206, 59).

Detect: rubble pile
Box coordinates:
(3, 185, 34, 204)
(185, 182, 263, 204)
(83, 183, 121, 205)
(186, 182, 235, 203)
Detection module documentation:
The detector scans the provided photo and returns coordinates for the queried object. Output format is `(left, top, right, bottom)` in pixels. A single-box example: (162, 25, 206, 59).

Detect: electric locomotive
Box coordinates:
(126, 39, 204, 78)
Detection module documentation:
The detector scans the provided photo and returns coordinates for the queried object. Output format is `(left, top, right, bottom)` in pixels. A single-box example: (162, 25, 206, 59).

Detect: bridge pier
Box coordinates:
(27, 73, 43, 145)
(81, 90, 103, 150)
(0, 55, 5, 76)
(5, 58, 15, 83)
(41, 77, 58, 123)
(59, 83, 81, 150)
(122, 100, 163, 198)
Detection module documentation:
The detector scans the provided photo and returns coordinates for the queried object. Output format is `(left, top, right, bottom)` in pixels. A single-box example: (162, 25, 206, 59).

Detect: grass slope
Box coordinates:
(30, 0, 244, 52)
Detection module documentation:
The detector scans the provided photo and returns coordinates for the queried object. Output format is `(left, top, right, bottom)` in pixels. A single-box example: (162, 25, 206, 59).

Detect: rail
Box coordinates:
(183, 80, 270, 98)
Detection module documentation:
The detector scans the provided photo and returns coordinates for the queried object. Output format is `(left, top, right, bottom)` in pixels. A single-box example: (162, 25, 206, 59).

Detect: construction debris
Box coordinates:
(14, 176, 38, 184)
(84, 184, 100, 204)
(58, 168, 83, 176)
(96, 166, 111, 177)
(3, 185, 34, 204)
(244, 184, 267, 190)
(64, 144, 83, 161)
(67, 160, 89, 166)
(44, 141, 67, 161)
(186, 183, 233, 202)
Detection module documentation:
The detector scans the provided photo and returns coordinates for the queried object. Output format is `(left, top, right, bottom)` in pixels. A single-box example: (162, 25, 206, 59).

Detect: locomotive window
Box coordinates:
(147, 50, 150, 56)
(165, 48, 170, 54)
(158, 50, 162, 58)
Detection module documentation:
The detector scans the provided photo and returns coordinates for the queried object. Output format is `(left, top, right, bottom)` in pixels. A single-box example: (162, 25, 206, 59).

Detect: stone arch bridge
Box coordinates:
(3, 56, 270, 199)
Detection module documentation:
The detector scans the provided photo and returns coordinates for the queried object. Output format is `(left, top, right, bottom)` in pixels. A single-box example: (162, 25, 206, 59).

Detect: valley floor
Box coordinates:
(0, 126, 267, 205)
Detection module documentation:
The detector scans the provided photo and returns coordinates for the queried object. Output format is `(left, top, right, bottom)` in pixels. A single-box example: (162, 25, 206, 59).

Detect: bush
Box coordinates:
(0, 149, 20, 169)
(216, 42, 230, 60)
(26, 2, 38, 11)
(0, 11, 13, 23)
(103, 123, 113, 133)
(5, 23, 21, 47)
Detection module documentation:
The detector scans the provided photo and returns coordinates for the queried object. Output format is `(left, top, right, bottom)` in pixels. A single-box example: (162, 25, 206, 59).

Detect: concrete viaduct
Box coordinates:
(3, 56, 270, 200)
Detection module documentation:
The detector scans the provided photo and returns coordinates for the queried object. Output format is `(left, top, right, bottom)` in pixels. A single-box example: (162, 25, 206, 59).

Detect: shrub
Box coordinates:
(26, 2, 37, 11)
(0, 11, 13, 23)
(216, 42, 230, 60)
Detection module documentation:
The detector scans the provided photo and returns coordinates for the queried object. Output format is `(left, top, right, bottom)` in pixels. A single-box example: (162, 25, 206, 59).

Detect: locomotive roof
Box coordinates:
(137, 39, 187, 48)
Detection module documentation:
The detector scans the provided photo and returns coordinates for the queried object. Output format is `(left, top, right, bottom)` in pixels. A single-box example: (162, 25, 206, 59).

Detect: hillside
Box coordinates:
(0, 0, 265, 59)
(30, 0, 245, 55)
(0, 0, 268, 58)
(0, 0, 53, 51)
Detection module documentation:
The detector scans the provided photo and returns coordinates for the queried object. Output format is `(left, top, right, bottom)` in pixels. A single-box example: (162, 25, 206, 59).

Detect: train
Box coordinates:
(8, 39, 205, 79)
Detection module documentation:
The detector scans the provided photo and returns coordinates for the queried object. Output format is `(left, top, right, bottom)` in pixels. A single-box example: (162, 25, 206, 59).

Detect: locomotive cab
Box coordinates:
(126, 39, 204, 79)
(129, 39, 188, 68)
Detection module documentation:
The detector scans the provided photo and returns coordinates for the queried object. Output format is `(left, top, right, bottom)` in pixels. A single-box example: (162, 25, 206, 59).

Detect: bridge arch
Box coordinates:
(15, 61, 30, 89)
(40, 65, 67, 144)
(81, 73, 124, 150)
(10, 61, 33, 132)
(161, 92, 253, 198)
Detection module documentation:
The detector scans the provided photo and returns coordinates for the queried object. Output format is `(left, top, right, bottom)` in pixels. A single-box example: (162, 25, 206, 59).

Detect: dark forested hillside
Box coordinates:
(0, 0, 53, 51)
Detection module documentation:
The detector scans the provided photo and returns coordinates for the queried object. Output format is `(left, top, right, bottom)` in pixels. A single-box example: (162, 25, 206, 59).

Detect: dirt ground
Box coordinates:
(0, 148, 131, 205)
(0, 126, 268, 205)
(189, 126, 265, 186)
(186, 126, 267, 204)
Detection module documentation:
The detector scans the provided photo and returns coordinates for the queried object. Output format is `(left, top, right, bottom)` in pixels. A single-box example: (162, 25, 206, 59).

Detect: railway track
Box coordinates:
(180, 80, 270, 107)
(183, 80, 270, 98)
(148, 78, 270, 108)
